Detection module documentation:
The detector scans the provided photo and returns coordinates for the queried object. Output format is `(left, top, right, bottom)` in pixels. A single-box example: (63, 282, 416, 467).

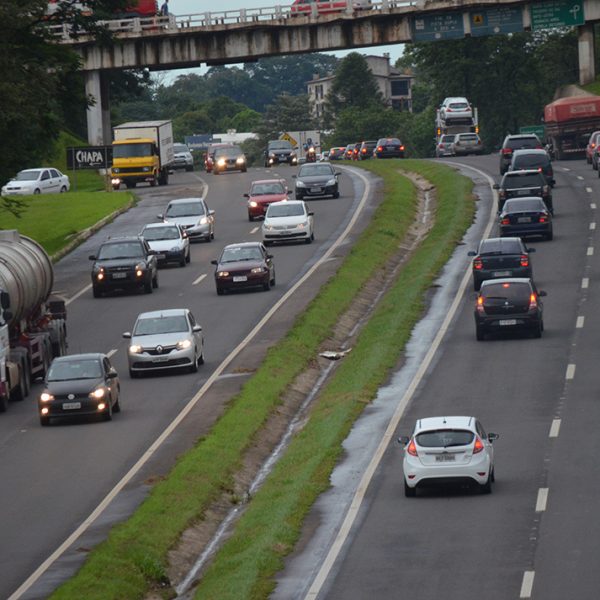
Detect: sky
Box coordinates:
(158, 0, 405, 81)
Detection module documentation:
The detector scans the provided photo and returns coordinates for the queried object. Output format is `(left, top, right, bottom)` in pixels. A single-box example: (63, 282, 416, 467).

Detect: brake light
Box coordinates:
(501, 217, 510, 225)
(529, 293, 538, 309)
(377, 146, 383, 152)
(539, 214, 548, 223)
(538, 167, 542, 172)
(502, 148, 513, 155)
(592, 143, 596, 149)
(473, 258, 483, 270)
(520, 255, 529, 267)
(361, 148, 367, 154)
(407, 439, 418, 456)
(473, 437, 485, 454)
(476, 296, 485, 313)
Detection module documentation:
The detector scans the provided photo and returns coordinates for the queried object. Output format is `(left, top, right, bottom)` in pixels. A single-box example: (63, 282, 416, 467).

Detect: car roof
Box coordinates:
(223, 241, 263, 250)
(251, 179, 286, 185)
(53, 353, 105, 362)
(504, 169, 544, 176)
(505, 134, 540, 141)
(504, 196, 546, 206)
(103, 235, 143, 243)
(269, 200, 304, 207)
(480, 236, 523, 248)
(480, 277, 532, 287)
(414, 416, 476, 432)
(512, 149, 548, 156)
(443, 96, 468, 103)
(168, 197, 204, 204)
(142, 222, 180, 229)
(136, 308, 189, 319)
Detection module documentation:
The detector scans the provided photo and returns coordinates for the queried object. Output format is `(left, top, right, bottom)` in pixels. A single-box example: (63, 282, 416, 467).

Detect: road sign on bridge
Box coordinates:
(413, 13, 464, 42)
(531, 0, 585, 30)
(470, 6, 523, 37)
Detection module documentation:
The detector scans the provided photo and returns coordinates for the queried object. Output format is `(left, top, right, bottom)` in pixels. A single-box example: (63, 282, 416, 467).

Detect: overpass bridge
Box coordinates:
(59, 0, 599, 144)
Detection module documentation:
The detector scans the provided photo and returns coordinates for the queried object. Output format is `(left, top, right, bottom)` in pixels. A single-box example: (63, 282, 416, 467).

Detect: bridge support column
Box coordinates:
(85, 70, 111, 145)
(578, 24, 596, 86)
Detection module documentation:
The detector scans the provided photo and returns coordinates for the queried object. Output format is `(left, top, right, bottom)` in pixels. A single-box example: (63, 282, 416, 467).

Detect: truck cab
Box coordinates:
(111, 138, 161, 189)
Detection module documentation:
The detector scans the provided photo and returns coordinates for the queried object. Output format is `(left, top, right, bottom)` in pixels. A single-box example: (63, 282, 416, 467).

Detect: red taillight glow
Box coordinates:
(407, 439, 418, 456)
(502, 283, 511, 288)
(501, 217, 510, 225)
(529, 293, 538, 309)
(473, 437, 485, 454)
(502, 148, 513, 155)
(539, 215, 548, 223)
(361, 148, 367, 154)
(592, 143, 597, 149)
(377, 146, 383, 152)
(476, 296, 485, 313)
(520, 255, 529, 267)
(473, 258, 483, 270)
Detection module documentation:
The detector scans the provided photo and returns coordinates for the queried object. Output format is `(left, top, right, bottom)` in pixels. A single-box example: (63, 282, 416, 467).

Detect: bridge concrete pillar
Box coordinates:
(578, 23, 596, 86)
(85, 70, 111, 145)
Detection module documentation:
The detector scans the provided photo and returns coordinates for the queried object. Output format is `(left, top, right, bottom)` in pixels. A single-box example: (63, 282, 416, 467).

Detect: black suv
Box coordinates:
(89, 236, 158, 297)
(499, 134, 543, 174)
(509, 149, 554, 186)
(265, 140, 298, 167)
(474, 278, 546, 340)
(468, 237, 535, 291)
(494, 170, 553, 213)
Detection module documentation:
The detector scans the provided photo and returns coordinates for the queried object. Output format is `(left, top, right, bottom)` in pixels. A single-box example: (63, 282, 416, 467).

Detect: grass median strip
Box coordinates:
(51, 160, 473, 600)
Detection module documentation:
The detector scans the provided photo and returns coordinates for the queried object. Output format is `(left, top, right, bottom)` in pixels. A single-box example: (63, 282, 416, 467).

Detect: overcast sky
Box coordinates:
(158, 0, 404, 81)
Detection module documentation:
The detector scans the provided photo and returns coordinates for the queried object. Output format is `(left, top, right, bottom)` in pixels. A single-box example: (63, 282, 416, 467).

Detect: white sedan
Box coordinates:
(1, 168, 70, 196)
(399, 416, 499, 496)
(261, 200, 314, 246)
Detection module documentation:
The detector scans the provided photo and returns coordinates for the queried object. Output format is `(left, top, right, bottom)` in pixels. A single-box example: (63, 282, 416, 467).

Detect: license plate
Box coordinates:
(153, 356, 170, 362)
(499, 319, 517, 326)
(518, 217, 532, 223)
(493, 270, 511, 277)
(62, 402, 81, 410)
(112, 272, 127, 279)
(156, 254, 166, 259)
(310, 187, 322, 193)
(435, 454, 455, 462)
(517, 190, 530, 196)
(233, 276, 247, 282)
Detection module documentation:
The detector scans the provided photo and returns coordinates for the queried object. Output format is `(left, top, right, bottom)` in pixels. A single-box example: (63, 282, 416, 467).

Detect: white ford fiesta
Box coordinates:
(261, 200, 314, 246)
(399, 416, 499, 497)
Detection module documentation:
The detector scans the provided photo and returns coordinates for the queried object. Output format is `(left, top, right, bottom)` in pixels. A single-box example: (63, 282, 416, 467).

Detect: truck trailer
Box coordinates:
(0, 231, 67, 411)
(111, 120, 174, 190)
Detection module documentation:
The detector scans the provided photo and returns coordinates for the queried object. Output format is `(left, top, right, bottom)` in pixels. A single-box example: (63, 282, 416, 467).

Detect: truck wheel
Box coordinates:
(0, 393, 8, 413)
(113, 184, 120, 191)
(149, 175, 157, 187)
(12, 367, 28, 401)
(125, 181, 136, 189)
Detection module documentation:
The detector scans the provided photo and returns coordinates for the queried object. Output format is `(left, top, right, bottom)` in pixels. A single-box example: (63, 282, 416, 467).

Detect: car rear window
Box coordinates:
(440, 135, 454, 143)
(504, 198, 546, 212)
(506, 137, 540, 150)
(378, 138, 401, 145)
(457, 134, 478, 141)
(449, 102, 468, 109)
(416, 429, 474, 448)
(479, 239, 522, 255)
(481, 281, 531, 302)
(504, 173, 544, 187)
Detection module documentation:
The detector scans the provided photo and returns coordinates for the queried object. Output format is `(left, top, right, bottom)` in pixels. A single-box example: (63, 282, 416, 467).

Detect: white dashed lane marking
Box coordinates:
(107, 349, 118, 358)
(250, 226, 259, 234)
(588, 247, 594, 256)
(591, 203, 597, 209)
(192, 273, 207, 286)
(520, 571, 535, 598)
(577, 175, 584, 180)
(566, 364, 576, 380)
(549, 419, 561, 438)
(586, 187, 593, 193)
(536, 488, 549, 512)
(582, 278, 590, 289)
(590, 222, 596, 230)
(576, 316, 585, 328)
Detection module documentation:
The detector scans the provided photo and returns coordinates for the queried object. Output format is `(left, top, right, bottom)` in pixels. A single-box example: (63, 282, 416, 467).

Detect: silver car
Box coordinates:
(172, 143, 194, 172)
(158, 197, 215, 242)
(123, 308, 204, 377)
(141, 222, 190, 267)
(451, 133, 483, 156)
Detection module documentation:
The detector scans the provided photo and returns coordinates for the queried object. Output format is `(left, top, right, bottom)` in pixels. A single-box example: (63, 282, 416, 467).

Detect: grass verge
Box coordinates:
(51, 160, 473, 600)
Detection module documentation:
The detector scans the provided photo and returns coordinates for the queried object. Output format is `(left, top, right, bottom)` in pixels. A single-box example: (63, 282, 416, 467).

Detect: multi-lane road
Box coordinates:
(0, 164, 376, 600)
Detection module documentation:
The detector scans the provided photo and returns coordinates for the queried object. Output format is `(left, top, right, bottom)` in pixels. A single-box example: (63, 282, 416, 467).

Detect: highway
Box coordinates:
(274, 156, 600, 600)
(0, 164, 374, 600)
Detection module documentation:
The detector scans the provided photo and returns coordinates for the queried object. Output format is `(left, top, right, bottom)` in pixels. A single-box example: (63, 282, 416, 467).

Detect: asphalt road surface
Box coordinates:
(0, 163, 376, 600)
(274, 155, 600, 600)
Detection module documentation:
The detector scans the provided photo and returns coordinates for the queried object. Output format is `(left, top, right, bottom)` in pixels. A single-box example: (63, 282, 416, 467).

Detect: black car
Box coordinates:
(38, 353, 120, 425)
(468, 237, 535, 291)
(374, 137, 405, 158)
(293, 163, 340, 199)
(211, 242, 275, 294)
(89, 236, 158, 297)
(358, 140, 377, 160)
(474, 278, 546, 340)
(265, 140, 298, 167)
(213, 145, 247, 174)
(509, 149, 554, 186)
(494, 170, 553, 213)
(499, 134, 543, 174)
(499, 197, 553, 241)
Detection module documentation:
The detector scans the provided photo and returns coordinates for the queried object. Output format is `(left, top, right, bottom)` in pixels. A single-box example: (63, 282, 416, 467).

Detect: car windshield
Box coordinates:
(142, 226, 180, 241)
(504, 199, 546, 212)
(440, 136, 454, 143)
(458, 134, 478, 141)
(449, 102, 469, 109)
(215, 147, 242, 157)
(269, 141, 292, 151)
(506, 137, 540, 150)
(416, 429, 475, 448)
(482, 282, 531, 302)
(47, 359, 102, 381)
(14, 171, 41, 181)
(378, 138, 401, 145)
(173, 144, 189, 153)
(514, 155, 550, 168)
(134, 315, 188, 335)
(251, 182, 285, 196)
(479, 240, 522, 255)
(267, 204, 305, 218)
(299, 165, 333, 176)
(505, 174, 544, 188)
(113, 143, 153, 158)
(97, 242, 144, 259)
(220, 246, 262, 262)
(166, 202, 204, 217)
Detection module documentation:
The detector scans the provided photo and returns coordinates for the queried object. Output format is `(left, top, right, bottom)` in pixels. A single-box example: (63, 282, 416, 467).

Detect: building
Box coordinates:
(307, 54, 414, 120)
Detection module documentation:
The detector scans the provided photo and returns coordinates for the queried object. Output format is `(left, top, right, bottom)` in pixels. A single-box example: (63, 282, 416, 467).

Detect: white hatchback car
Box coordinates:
(262, 200, 314, 246)
(140, 222, 190, 267)
(439, 97, 473, 123)
(1, 168, 70, 196)
(399, 416, 499, 497)
(123, 308, 204, 377)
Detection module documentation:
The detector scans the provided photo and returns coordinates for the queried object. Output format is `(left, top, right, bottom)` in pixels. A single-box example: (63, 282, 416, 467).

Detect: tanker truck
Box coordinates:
(0, 230, 67, 412)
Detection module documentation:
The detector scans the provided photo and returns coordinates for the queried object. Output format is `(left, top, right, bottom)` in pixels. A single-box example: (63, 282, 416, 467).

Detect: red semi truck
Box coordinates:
(544, 95, 600, 160)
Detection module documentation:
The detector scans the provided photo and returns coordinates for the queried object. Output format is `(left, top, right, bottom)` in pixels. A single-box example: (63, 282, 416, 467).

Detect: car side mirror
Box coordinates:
(267, 254, 273, 259)
(492, 184, 499, 190)
(335, 171, 341, 176)
(107, 370, 118, 379)
(538, 290, 547, 297)
(488, 432, 499, 442)
(467, 251, 476, 256)
(88, 255, 96, 260)
(192, 325, 202, 332)
(287, 190, 293, 195)
(157, 214, 164, 220)
(211, 260, 218, 265)
(397, 436, 409, 445)
(208, 209, 215, 215)
(308, 211, 314, 216)
(122, 332, 132, 339)
(243, 193, 249, 198)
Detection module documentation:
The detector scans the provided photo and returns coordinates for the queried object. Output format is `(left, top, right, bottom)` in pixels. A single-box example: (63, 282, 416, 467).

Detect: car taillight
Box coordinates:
(529, 293, 538, 309)
(538, 167, 542, 172)
(476, 296, 485, 313)
(377, 146, 383, 152)
(592, 143, 596, 149)
(407, 439, 418, 456)
(361, 148, 367, 154)
(501, 217, 510, 225)
(473, 258, 483, 270)
(502, 148, 513, 154)
(520, 255, 529, 267)
(535, 145, 543, 149)
(473, 437, 485, 454)
(539, 214, 548, 223)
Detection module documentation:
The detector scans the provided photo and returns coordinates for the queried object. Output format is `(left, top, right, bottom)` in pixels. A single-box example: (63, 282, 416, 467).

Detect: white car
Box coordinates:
(262, 200, 314, 246)
(140, 222, 190, 267)
(158, 197, 215, 242)
(399, 416, 499, 497)
(172, 143, 194, 172)
(1, 168, 70, 196)
(439, 97, 473, 123)
(123, 308, 204, 377)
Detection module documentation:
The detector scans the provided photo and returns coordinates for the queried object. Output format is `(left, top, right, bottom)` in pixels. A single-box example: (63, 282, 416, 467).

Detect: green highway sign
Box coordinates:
(470, 7, 523, 37)
(531, 0, 584, 30)
(413, 13, 464, 42)
(519, 125, 545, 139)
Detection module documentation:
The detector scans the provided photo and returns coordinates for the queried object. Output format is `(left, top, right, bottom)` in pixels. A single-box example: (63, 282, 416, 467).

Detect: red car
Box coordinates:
(586, 130, 600, 164)
(290, 0, 371, 15)
(244, 179, 290, 221)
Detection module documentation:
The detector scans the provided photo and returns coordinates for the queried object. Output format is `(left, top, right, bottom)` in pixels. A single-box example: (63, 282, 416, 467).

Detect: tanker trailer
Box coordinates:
(0, 230, 67, 411)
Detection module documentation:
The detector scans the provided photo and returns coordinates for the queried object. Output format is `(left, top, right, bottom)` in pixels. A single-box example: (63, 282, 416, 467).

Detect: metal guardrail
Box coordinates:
(48, 0, 415, 41)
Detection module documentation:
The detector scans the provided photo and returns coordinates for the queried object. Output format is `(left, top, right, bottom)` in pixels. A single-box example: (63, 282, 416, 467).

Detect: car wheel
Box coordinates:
(533, 322, 543, 338)
(129, 368, 139, 379)
(185, 249, 191, 264)
(404, 480, 416, 497)
(60, 186, 67, 193)
(248, 213, 254, 222)
(263, 278, 271, 291)
(113, 389, 121, 413)
(12, 366, 28, 402)
(546, 230, 554, 241)
(305, 234, 313, 244)
(270, 271, 276, 287)
(186, 166, 194, 172)
(476, 325, 485, 341)
(198, 348, 205, 365)
(594, 162, 598, 171)
(216, 287, 225, 296)
(480, 474, 492, 494)
(491, 467, 495, 483)
(34, 188, 41, 195)
(474, 278, 482, 291)
(103, 401, 113, 421)
(40, 416, 50, 427)
(152, 273, 158, 288)
(144, 280, 153, 294)
(92, 285, 102, 298)
(179, 254, 186, 267)
(242, 168, 247, 173)
(189, 353, 199, 373)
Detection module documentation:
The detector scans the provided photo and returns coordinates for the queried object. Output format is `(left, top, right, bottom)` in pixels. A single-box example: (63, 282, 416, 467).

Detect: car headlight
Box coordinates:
(251, 266, 266, 274)
(296, 180, 306, 188)
(249, 201, 258, 207)
(326, 178, 336, 186)
(112, 168, 120, 174)
(199, 216, 209, 225)
(176, 339, 192, 350)
(90, 387, 106, 399)
(142, 166, 151, 172)
(269, 153, 276, 159)
(40, 392, 54, 402)
(111, 178, 121, 185)
(129, 344, 143, 354)
(217, 158, 226, 166)
(217, 271, 229, 277)
(263, 224, 273, 231)
(298, 221, 308, 229)
(236, 157, 246, 164)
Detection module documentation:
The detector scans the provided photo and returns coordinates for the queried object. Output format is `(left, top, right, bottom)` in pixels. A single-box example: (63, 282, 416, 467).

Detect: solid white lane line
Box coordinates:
(536, 488, 549, 512)
(577, 175, 584, 180)
(64, 283, 93, 306)
(562, 167, 571, 171)
(304, 163, 499, 600)
(588, 247, 594, 256)
(520, 571, 535, 598)
(590, 222, 596, 230)
(586, 187, 593, 193)
(566, 364, 576, 380)
(549, 419, 561, 438)
(591, 203, 597, 209)
(192, 273, 207, 286)
(576, 316, 585, 328)
(582, 278, 589, 288)
(11, 166, 373, 600)
(250, 226, 259, 234)
(106, 349, 118, 359)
